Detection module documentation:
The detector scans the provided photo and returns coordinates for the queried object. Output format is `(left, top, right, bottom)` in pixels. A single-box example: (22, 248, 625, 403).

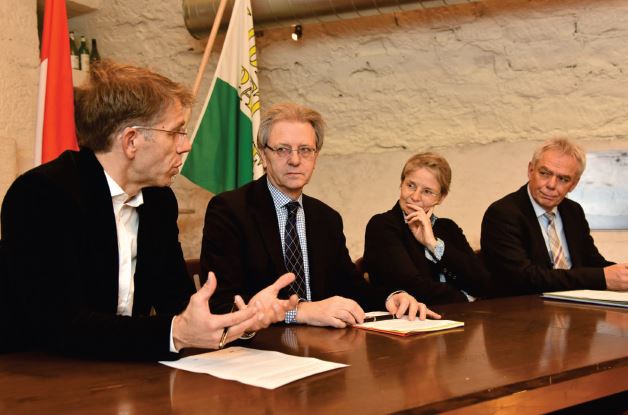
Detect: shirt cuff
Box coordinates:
(285, 298, 305, 324)
(169, 316, 179, 353)
(425, 238, 445, 262)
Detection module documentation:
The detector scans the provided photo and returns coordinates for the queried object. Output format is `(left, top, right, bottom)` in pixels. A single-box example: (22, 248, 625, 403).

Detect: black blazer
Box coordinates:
(480, 184, 612, 295)
(201, 176, 388, 314)
(0, 149, 194, 359)
(363, 202, 490, 305)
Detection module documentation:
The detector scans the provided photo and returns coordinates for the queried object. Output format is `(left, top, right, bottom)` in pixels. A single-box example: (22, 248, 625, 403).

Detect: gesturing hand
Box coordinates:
(234, 272, 299, 331)
(172, 272, 260, 350)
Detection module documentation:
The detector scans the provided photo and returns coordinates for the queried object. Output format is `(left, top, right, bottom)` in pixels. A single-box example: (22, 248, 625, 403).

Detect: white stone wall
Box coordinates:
(307, 139, 628, 262)
(6, 0, 626, 263)
(0, 0, 39, 201)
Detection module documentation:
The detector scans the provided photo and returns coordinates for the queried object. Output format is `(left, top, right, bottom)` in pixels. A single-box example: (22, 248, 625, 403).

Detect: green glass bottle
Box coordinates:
(89, 39, 101, 64)
(78, 35, 90, 72)
(69, 31, 80, 70)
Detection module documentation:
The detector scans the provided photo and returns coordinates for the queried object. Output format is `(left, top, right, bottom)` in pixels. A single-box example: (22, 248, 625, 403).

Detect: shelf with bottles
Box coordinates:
(69, 32, 101, 87)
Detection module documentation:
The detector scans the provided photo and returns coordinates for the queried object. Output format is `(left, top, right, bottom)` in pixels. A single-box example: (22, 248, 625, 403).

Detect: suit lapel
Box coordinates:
(303, 195, 326, 299)
(250, 177, 287, 276)
(516, 185, 553, 268)
(135, 193, 152, 305)
(558, 201, 580, 266)
(76, 149, 119, 310)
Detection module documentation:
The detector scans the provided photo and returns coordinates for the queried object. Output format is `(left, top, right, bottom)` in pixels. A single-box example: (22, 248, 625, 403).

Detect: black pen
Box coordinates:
(363, 314, 397, 323)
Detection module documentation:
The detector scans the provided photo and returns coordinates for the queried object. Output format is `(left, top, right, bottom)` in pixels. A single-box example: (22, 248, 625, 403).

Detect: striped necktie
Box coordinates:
(544, 212, 569, 270)
(284, 201, 307, 299)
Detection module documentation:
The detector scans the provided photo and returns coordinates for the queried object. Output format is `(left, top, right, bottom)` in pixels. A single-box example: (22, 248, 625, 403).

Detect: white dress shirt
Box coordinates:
(104, 173, 179, 353)
(104, 172, 143, 316)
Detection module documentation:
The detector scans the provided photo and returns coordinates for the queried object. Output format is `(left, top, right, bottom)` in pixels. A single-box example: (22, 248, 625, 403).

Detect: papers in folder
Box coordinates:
(160, 346, 347, 389)
(354, 312, 464, 336)
(542, 290, 628, 308)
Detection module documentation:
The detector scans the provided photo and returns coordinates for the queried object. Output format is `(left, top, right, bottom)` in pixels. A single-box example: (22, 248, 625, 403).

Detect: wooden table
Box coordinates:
(1, 296, 626, 414)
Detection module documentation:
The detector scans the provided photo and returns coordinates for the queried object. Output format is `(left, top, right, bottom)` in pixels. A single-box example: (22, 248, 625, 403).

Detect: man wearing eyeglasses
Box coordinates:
(0, 61, 297, 359)
(481, 138, 628, 296)
(201, 103, 439, 328)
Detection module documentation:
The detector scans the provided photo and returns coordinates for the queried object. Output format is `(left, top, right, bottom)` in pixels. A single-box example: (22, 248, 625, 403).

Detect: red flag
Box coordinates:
(35, 0, 78, 165)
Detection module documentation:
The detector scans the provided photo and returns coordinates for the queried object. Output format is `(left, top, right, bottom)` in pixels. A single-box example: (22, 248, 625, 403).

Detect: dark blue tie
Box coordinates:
(284, 201, 307, 299)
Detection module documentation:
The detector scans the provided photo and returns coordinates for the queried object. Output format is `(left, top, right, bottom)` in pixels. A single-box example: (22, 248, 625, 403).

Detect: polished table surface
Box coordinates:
(1, 295, 627, 414)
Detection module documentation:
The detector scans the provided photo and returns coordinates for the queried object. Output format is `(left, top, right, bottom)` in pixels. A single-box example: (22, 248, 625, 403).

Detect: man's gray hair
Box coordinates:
(257, 103, 325, 151)
(531, 138, 587, 178)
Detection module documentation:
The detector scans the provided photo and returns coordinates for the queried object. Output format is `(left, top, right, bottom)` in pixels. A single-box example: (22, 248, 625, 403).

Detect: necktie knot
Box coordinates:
(544, 211, 556, 224)
(286, 201, 300, 217)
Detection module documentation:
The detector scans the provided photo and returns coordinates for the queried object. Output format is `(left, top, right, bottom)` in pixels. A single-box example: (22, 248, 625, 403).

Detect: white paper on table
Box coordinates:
(160, 346, 347, 389)
(364, 311, 391, 318)
(355, 316, 464, 334)
(544, 289, 628, 302)
(542, 289, 628, 308)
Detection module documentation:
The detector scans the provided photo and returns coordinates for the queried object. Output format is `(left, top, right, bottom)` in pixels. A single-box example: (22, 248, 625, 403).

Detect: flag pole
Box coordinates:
(191, 0, 230, 100)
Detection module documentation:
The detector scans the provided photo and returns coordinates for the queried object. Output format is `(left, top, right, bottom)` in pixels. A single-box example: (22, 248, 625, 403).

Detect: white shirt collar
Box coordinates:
(526, 183, 556, 219)
(104, 171, 144, 208)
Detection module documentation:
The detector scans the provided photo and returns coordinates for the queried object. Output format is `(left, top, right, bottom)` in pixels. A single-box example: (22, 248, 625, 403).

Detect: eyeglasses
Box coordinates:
(264, 144, 317, 159)
(131, 126, 188, 145)
(402, 182, 441, 200)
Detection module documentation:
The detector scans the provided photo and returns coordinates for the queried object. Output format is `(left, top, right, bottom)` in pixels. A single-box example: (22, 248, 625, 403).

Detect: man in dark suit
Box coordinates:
(202, 103, 439, 328)
(1, 61, 295, 359)
(481, 138, 628, 296)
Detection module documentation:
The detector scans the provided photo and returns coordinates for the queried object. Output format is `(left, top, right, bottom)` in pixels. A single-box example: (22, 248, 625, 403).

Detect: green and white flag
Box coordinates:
(182, 0, 262, 193)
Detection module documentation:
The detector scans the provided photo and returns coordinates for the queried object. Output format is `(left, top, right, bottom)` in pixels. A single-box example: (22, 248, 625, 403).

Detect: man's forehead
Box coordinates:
(156, 101, 187, 126)
(269, 120, 316, 143)
(535, 151, 579, 175)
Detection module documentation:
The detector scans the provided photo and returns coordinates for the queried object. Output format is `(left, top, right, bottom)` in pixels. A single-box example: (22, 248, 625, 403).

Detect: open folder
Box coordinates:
(354, 312, 464, 336)
(541, 290, 628, 308)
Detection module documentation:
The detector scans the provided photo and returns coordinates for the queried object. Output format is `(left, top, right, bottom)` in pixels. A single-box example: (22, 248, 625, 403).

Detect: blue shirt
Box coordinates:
(266, 179, 311, 323)
(527, 185, 573, 268)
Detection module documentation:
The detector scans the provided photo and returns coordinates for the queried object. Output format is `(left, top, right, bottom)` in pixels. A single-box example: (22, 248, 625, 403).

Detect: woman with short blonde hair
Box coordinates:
(363, 152, 490, 304)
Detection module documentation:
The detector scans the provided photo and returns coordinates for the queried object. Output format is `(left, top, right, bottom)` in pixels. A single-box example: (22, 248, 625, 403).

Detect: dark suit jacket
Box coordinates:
(363, 202, 490, 305)
(201, 176, 388, 314)
(1, 148, 194, 360)
(481, 184, 612, 295)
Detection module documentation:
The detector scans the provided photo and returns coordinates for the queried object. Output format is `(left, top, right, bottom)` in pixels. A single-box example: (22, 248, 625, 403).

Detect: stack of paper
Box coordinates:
(542, 290, 628, 308)
(354, 313, 464, 336)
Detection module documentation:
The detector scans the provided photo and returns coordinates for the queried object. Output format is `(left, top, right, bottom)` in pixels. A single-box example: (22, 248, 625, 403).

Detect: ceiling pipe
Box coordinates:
(182, 0, 482, 39)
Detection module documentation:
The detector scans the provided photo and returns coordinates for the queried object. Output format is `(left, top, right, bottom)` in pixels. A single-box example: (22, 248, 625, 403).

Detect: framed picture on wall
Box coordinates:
(569, 150, 628, 230)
